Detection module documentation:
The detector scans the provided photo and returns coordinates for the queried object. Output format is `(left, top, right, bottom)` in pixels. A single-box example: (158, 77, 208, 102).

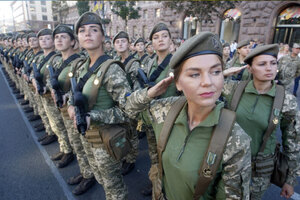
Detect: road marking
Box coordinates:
(0, 67, 76, 200)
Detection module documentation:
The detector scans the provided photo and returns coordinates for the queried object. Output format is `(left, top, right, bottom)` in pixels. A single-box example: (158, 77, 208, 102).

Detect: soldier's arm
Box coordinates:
(222, 123, 252, 199)
(130, 60, 142, 91)
(280, 91, 300, 187)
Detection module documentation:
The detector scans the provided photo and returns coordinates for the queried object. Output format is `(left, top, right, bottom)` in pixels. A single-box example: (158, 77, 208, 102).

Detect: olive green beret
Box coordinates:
(293, 43, 300, 48)
(145, 41, 152, 48)
(21, 34, 28, 39)
(237, 40, 250, 49)
(16, 34, 22, 40)
(112, 31, 129, 44)
(223, 43, 230, 48)
(149, 23, 171, 41)
(26, 33, 37, 42)
(170, 32, 223, 70)
(134, 37, 145, 46)
(244, 44, 279, 65)
(37, 28, 53, 38)
(105, 40, 111, 44)
(75, 12, 103, 35)
(53, 24, 74, 38)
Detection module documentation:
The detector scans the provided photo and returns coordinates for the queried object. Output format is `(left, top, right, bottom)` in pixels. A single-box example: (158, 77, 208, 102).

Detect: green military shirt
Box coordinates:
(125, 89, 252, 199)
(223, 80, 300, 186)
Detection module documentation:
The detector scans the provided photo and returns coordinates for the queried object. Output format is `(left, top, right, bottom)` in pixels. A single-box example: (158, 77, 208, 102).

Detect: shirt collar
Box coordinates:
(245, 80, 276, 97)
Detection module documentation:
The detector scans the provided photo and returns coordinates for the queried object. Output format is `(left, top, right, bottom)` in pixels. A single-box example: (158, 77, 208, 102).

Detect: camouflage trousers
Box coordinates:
(60, 107, 93, 179)
(124, 120, 139, 164)
(35, 94, 55, 136)
(25, 84, 39, 115)
(250, 175, 271, 200)
(80, 135, 103, 183)
(40, 95, 72, 154)
(92, 146, 127, 200)
(145, 125, 158, 165)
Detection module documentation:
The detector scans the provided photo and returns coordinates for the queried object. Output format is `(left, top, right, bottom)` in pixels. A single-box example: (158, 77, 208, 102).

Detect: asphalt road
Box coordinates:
(0, 64, 299, 200)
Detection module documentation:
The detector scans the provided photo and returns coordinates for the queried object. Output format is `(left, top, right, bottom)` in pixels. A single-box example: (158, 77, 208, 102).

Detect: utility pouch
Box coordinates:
(270, 143, 289, 187)
(99, 125, 131, 161)
(254, 152, 275, 177)
(85, 127, 103, 148)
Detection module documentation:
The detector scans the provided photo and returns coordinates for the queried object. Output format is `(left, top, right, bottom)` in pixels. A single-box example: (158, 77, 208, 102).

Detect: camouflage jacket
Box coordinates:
(277, 55, 300, 87)
(125, 88, 251, 199)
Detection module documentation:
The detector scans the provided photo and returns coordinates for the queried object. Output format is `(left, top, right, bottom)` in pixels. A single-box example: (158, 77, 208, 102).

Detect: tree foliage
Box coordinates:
(110, 1, 141, 29)
(52, 0, 69, 23)
(164, 1, 235, 24)
(76, 1, 90, 16)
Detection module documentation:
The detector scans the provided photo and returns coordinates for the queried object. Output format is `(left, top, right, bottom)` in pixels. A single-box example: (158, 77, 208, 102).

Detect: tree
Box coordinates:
(76, 1, 90, 16)
(110, 1, 141, 32)
(52, 0, 69, 24)
(163, 1, 235, 31)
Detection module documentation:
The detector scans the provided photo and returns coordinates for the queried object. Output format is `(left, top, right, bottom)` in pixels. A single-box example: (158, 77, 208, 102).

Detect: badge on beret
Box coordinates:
(68, 72, 73, 77)
(211, 35, 221, 51)
(94, 78, 99, 85)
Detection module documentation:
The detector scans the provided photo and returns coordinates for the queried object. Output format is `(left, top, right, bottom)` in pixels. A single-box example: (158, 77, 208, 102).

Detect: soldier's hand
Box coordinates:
(223, 65, 248, 77)
(51, 89, 56, 103)
(68, 105, 75, 119)
(147, 75, 174, 98)
(280, 183, 294, 199)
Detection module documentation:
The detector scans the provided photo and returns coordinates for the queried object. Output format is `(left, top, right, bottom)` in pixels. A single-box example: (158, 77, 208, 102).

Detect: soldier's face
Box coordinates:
(223, 46, 230, 57)
(54, 33, 74, 52)
(22, 38, 28, 48)
(249, 55, 277, 82)
(105, 42, 111, 50)
(152, 30, 171, 52)
(135, 42, 145, 53)
(176, 54, 223, 108)
(146, 44, 154, 54)
(17, 38, 22, 47)
(78, 24, 104, 51)
(39, 35, 54, 50)
(238, 45, 250, 57)
(29, 37, 39, 49)
(292, 47, 300, 55)
(114, 38, 129, 53)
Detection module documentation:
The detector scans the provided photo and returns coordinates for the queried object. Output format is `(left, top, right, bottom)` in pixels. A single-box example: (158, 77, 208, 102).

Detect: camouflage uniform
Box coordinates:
(51, 56, 94, 180)
(74, 58, 132, 199)
(38, 53, 72, 154)
(277, 55, 300, 90)
(125, 88, 252, 199)
(222, 80, 300, 199)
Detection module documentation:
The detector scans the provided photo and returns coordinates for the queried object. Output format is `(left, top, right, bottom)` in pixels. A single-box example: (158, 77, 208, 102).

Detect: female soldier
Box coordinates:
(125, 32, 252, 199)
(70, 12, 132, 199)
(223, 44, 300, 199)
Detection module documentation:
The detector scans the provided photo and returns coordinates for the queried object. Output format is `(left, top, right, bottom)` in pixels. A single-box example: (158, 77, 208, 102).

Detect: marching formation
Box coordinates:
(0, 11, 300, 200)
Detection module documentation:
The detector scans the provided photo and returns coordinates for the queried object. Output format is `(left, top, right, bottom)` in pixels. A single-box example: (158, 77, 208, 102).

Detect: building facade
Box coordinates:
(11, 1, 55, 32)
(90, 1, 299, 46)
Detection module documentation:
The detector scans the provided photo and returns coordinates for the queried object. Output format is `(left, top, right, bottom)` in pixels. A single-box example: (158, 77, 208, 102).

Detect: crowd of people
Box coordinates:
(0, 11, 299, 200)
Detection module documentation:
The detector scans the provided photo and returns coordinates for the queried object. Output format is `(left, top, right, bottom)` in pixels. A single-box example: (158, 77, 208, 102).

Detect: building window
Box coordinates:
(219, 8, 241, 43)
(155, 8, 160, 18)
(42, 7, 47, 13)
(42, 15, 48, 21)
(41, 1, 46, 5)
(31, 14, 37, 20)
(143, 10, 147, 19)
(133, 25, 137, 37)
(142, 25, 147, 38)
(273, 5, 300, 45)
(30, 6, 35, 12)
(53, 15, 58, 21)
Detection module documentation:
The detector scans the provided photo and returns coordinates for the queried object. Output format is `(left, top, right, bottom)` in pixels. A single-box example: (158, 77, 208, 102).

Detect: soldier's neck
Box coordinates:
(157, 50, 169, 65)
(119, 50, 130, 62)
(138, 51, 144, 58)
(33, 47, 41, 54)
(61, 48, 76, 61)
(88, 48, 104, 68)
(253, 79, 272, 94)
(239, 54, 245, 64)
(43, 47, 55, 56)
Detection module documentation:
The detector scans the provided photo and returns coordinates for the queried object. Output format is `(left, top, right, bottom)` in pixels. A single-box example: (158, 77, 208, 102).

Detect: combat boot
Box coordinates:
(40, 135, 57, 145)
(72, 177, 96, 195)
(121, 161, 135, 175)
(56, 152, 74, 168)
(16, 94, 24, 99)
(67, 173, 83, 185)
(28, 114, 41, 121)
(51, 152, 64, 161)
(34, 124, 45, 132)
(19, 100, 29, 105)
(12, 89, 20, 94)
(23, 106, 33, 113)
(37, 133, 48, 142)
